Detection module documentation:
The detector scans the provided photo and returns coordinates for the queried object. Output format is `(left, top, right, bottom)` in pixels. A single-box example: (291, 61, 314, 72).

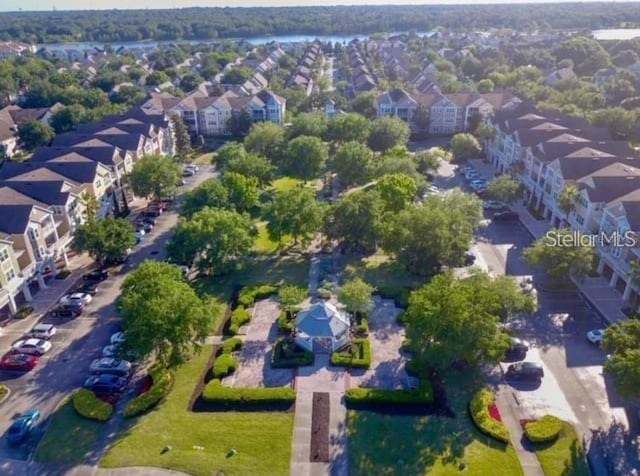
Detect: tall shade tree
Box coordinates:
(264, 187, 324, 246)
(278, 284, 308, 314)
(338, 278, 375, 315)
(450, 133, 481, 160)
(166, 207, 255, 275)
(72, 217, 136, 266)
(289, 111, 328, 139)
(367, 116, 410, 153)
(603, 319, 640, 398)
(414, 148, 449, 175)
(214, 141, 248, 168)
(351, 92, 377, 119)
(326, 113, 372, 143)
(332, 141, 374, 188)
(170, 114, 192, 159)
(220, 171, 260, 212)
(181, 178, 230, 218)
(485, 175, 522, 204)
(119, 260, 213, 365)
(17, 118, 54, 151)
(523, 227, 594, 286)
(225, 153, 275, 187)
(244, 121, 286, 162)
(324, 190, 383, 251)
(128, 154, 182, 200)
(283, 135, 328, 181)
(376, 173, 417, 212)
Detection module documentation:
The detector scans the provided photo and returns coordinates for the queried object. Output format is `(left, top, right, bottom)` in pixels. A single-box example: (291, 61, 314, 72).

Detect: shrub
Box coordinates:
(316, 288, 332, 299)
(72, 389, 113, 422)
(237, 284, 278, 307)
(395, 311, 406, 325)
(14, 306, 34, 319)
(345, 383, 433, 405)
(353, 317, 369, 337)
(330, 339, 371, 368)
(278, 310, 295, 332)
(272, 338, 313, 367)
(469, 388, 510, 443)
(124, 367, 173, 418)
(213, 353, 238, 378)
(220, 337, 243, 354)
(524, 415, 563, 443)
(228, 306, 251, 335)
(202, 379, 295, 405)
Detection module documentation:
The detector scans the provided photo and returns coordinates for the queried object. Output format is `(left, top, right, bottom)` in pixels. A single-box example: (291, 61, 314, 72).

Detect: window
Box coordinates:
(0, 249, 8, 262)
(28, 228, 39, 240)
(5, 269, 15, 281)
(576, 215, 585, 225)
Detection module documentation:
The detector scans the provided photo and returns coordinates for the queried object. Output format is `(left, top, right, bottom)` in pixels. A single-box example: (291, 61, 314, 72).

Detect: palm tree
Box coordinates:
(557, 184, 580, 225)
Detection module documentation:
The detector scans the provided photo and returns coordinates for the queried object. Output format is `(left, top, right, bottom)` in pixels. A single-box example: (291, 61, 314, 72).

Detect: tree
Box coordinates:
(72, 217, 136, 266)
(556, 184, 580, 222)
(377, 173, 417, 212)
(17, 119, 54, 151)
(264, 188, 324, 246)
(351, 92, 377, 119)
(128, 154, 182, 200)
(50, 104, 86, 133)
(226, 109, 252, 136)
(324, 190, 383, 251)
(332, 141, 374, 188)
(602, 319, 640, 398)
(283, 135, 328, 181)
(111, 85, 146, 105)
(414, 148, 449, 175)
(612, 49, 639, 67)
(338, 278, 375, 315)
(450, 133, 481, 160)
(289, 111, 328, 139)
(590, 107, 636, 140)
(170, 114, 192, 159)
(226, 152, 275, 187)
(244, 121, 286, 162)
(221, 171, 259, 212)
(412, 105, 430, 133)
(485, 175, 521, 204)
(554, 36, 611, 76)
(215, 141, 247, 168)
(604, 76, 636, 106)
(326, 113, 371, 143)
(523, 228, 594, 286)
(179, 72, 202, 92)
(166, 207, 254, 275)
(477, 78, 495, 93)
(119, 260, 212, 365)
(222, 67, 253, 84)
(181, 178, 230, 218)
(145, 71, 170, 86)
(278, 284, 307, 313)
(367, 116, 410, 153)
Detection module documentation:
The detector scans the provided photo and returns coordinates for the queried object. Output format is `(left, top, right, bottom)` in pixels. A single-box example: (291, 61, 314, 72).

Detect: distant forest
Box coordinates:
(2, 3, 640, 44)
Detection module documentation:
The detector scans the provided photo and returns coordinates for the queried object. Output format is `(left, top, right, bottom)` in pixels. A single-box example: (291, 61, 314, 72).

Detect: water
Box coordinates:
(592, 29, 640, 41)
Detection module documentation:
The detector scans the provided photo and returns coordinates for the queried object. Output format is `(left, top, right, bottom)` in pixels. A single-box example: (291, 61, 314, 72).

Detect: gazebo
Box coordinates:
(294, 302, 350, 353)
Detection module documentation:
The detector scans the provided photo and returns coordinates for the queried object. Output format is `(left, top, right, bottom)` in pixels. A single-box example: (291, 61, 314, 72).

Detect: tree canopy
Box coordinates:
(603, 319, 640, 398)
(128, 154, 182, 200)
(326, 113, 372, 143)
(264, 187, 324, 246)
(244, 121, 286, 162)
(450, 133, 481, 160)
(338, 278, 375, 315)
(288, 111, 328, 139)
(181, 178, 230, 218)
(485, 175, 522, 204)
(376, 172, 417, 212)
(367, 116, 411, 153)
(332, 141, 375, 188)
(17, 118, 54, 151)
(283, 135, 328, 181)
(72, 217, 136, 266)
(324, 190, 382, 251)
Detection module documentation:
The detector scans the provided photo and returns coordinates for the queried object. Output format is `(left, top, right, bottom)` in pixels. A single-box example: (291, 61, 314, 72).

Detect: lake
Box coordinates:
(592, 29, 640, 41)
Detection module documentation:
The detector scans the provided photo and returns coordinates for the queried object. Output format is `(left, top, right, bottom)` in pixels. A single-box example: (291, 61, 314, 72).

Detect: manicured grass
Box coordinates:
(348, 370, 523, 476)
(101, 346, 294, 476)
(35, 400, 104, 465)
(190, 152, 215, 165)
(533, 422, 589, 476)
(270, 177, 303, 193)
(252, 221, 283, 254)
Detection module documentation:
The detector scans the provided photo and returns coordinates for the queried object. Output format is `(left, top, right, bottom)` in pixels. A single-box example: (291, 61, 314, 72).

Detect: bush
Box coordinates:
(395, 311, 406, 325)
(524, 415, 563, 443)
(123, 367, 173, 418)
(14, 306, 34, 319)
(228, 306, 251, 335)
(212, 353, 238, 378)
(353, 317, 369, 337)
(220, 337, 243, 354)
(72, 389, 113, 422)
(278, 310, 295, 332)
(272, 338, 313, 368)
(469, 388, 510, 444)
(330, 339, 371, 368)
(316, 288, 332, 299)
(237, 284, 278, 307)
(202, 379, 295, 405)
(345, 383, 433, 405)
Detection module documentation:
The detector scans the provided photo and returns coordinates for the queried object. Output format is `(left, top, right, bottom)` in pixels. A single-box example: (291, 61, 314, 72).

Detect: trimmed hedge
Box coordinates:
(237, 284, 278, 307)
(345, 383, 434, 405)
(278, 310, 295, 332)
(524, 415, 563, 443)
(330, 339, 371, 369)
(14, 306, 34, 319)
(469, 388, 510, 444)
(353, 317, 369, 337)
(271, 338, 313, 368)
(202, 379, 295, 405)
(72, 389, 113, 422)
(123, 367, 173, 418)
(213, 354, 238, 378)
(228, 306, 251, 335)
(219, 337, 243, 355)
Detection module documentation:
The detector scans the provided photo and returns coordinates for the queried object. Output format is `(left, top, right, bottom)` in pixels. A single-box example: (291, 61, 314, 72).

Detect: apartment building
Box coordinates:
(0, 104, 62, 158)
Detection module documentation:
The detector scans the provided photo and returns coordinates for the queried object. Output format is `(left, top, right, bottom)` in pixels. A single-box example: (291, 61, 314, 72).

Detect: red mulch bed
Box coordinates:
(488, 403, 502, 422)
(98, 393, 119, 405)
(520, 418, 536, 428)
(137, 375, 153, 396)
(310, 392, 330, 462)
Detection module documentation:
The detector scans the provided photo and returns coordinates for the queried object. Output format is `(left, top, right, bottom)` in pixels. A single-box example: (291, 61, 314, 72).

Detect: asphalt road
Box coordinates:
(0, 167, 216, 463)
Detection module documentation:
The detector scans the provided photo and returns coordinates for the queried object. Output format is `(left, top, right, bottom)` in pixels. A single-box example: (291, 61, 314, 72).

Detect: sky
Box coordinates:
(0, 0, 635, 12)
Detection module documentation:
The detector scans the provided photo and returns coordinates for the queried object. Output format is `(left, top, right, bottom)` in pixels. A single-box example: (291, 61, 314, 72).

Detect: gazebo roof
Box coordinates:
(295, 302, 350, 340)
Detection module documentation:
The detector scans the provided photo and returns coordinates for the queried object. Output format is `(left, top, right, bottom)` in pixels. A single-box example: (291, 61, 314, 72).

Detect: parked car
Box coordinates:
(60, 292, 92, 306)
(76, 281, 99, 296)
(84, 269, 108, 281)
(83, 374, 127, 395)
(49, 303, 83, 319)
(103, 249, 131, 267)
(493, 211, 520, 222)
(0, 353, 39, 372)
(134, 230, 145, 243)
(184, 163, 199, 172)
(6, 409, 40, 443)
(424, 185, 440, 196)
(28, 323, 56, 340)
(12, 338, 52, 356)
(465, 171, 480, 180)
(102, 344, 118, 358)
(463, 252, 476, 266)
(143, 208, 162, 218)
(506, 361, 544, 380)
(139, 215, 157, 226)
(587, 329, 605, 344)
(89, 358, 132, 376)
(483, 200, 506, 210)
(110, 331, 125, 345)
(506, 337, 530, 355)
(470, 179, 487, 191)
(182, 168, 195, 177)
(149, 199, 167, 211)
(136, 222, 153, 234)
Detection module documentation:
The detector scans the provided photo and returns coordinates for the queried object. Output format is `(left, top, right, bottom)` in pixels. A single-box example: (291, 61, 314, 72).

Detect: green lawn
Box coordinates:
(101, 346, 294, 476)
(189, 152, 215, 165)
(270, 177, 303, 193)
(252, 221, 283, 254)
(35, 400, 105, 465)
(348, 371, 523, 476)
(533, 422, 589, 476)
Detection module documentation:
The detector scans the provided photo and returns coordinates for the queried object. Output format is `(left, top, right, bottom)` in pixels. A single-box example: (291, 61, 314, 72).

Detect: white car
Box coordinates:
(465, 171, 480, 180)
(12, 338, 52, 355)
(29, 323, 57, 340)
(483, 200, 505, 210)
(587, 329, 605, 344)
(110, 331, 126, 345)
(60, 292, 92, 306)
(470, 180, 487, 191)
(184, 164, 199, 171)
(102, 344, 119, 358)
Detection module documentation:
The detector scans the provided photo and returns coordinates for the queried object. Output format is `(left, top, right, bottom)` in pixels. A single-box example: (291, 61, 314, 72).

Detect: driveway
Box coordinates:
(0, 167, 216, 463)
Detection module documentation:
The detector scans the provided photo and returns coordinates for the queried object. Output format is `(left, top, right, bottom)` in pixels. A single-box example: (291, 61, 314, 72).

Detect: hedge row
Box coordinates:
(237, 284, 278, 307)
(202, 379, 295, 405)
(123, 367, 173, 418)
(345, 384, 433, 405)
(353, 317, 369, 337)
(271, 338, 313, 368)
(330, 339, 372, 369)
(228, 306, 251, 335)
(219, 337, 243, 355)
(213, 354, 238, 378)
(524, 415, 563, 443)
(278, 310, 295, 332)
(469, 388, 510, 444)
(72, 389, 113, 422)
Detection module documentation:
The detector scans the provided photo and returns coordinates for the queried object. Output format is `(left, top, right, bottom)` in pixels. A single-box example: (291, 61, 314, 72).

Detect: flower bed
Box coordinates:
(488, 402, 502, 422)
(469, 388, 510, 444)
(123, 367, 173, 418)
(72, 389, 113, 422)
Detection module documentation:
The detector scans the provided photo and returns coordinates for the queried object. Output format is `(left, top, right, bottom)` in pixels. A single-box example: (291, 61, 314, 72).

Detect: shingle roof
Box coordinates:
(0, 180, 71, 206)
(295, 302, 350, 340)
(0, 204, 34, 234)
(0, 161, 99, 184)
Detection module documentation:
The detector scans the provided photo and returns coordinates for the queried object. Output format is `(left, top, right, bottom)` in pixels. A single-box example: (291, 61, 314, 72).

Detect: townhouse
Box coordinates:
(287, 42, 323, 96)
(0, 104, 62, 158)
(0, 41, 36, 59)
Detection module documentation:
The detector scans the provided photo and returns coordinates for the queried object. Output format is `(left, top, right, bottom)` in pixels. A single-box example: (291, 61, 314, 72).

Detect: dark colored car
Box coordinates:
(143, 208, 162, 218)
(463, 252, 476, 266)
(505, 337, 529, 358)
(0, 352, 39, 371)
(83, 374, 127, 395)
(139, 215, 157, 226)
(6, 409, 40, 443)
(137, 222, 153, 233)
(506, 361, 544, 380)
(49, 303, 83, 319)
(76, 281, 99, 296)
(493, 211, 520, 222)
(84, 269, 108, 281)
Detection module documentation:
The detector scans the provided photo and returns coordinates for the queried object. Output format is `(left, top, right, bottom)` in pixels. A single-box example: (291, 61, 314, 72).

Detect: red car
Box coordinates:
(0, 353, 39, 371)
